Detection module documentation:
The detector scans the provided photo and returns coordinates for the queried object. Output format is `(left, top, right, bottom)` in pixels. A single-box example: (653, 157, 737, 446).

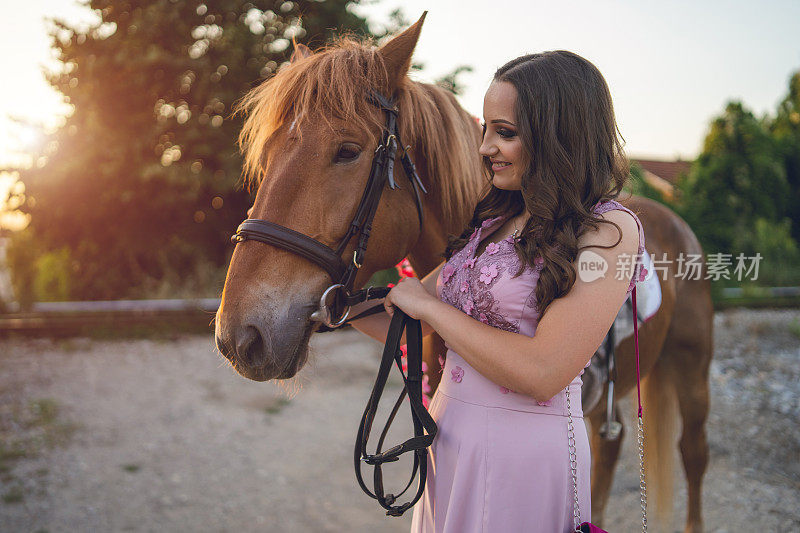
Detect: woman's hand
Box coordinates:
(384, 277, 437, 321)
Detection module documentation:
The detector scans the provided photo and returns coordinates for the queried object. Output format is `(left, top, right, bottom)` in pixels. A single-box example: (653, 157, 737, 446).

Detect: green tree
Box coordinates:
(733, 216, 800, 286)
(4, 0, 376, 300)
(674, 101, 790, 255)
(770, 71, 800, 242)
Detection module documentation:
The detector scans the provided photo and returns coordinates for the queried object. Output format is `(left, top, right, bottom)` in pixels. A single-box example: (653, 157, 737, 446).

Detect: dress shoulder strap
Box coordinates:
(592, 199, 647, 293)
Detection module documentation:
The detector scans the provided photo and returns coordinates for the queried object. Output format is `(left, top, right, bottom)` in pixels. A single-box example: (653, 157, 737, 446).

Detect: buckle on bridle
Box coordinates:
(310, 283, 351, 328)
(361, 443, 404, 465)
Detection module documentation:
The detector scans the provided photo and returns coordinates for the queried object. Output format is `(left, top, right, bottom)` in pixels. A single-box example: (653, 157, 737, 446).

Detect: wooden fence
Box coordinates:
(1, 289, 799, 337)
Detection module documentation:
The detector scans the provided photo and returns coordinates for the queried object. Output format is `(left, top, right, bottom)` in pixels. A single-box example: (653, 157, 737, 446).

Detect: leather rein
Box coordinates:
(230, 90, 437, 516)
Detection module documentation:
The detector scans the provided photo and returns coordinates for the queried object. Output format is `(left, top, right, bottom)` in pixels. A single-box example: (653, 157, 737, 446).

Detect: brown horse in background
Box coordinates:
(215, 14, 712, 533)
(586, 196, 713, 533)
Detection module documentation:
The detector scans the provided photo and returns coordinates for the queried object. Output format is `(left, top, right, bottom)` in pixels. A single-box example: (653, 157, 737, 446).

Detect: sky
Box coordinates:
(0, 1, 98, 169)
(0, 0, 799, 171)
(350, 0, 800, 160)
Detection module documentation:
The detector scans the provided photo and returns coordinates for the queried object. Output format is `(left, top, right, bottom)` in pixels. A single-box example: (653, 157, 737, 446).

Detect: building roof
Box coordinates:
(631, 158, 692, 185)
(639, 170, 675, 201)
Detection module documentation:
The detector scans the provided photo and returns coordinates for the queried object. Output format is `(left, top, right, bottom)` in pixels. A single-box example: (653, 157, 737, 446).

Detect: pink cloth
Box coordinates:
(410, 199, 646, 532)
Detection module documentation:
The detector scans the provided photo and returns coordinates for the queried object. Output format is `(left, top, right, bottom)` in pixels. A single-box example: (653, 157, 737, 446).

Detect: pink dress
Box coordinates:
(410, 199, 646, 533)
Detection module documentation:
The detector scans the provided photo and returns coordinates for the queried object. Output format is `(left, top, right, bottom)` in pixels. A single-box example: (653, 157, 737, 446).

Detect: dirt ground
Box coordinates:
(1, 308, 798, 532)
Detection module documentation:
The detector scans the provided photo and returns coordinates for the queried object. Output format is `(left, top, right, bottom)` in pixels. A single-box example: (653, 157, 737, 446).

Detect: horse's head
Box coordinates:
(215, 14, 442, 381)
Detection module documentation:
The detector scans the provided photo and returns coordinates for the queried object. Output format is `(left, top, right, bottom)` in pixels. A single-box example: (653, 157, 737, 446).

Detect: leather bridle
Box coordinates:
(230, 89, 437, 516)
(232, 90, 427, 330)
(354, 307, 438, 516)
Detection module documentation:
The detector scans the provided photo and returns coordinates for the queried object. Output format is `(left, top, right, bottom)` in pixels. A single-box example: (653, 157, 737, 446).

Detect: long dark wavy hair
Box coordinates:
(443, 51, 632, 315)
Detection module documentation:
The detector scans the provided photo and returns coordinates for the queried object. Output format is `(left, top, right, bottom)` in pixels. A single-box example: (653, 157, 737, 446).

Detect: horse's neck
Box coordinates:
(407, 199, 481, 277)
(402, 83, 485, 277)
(406, 210, 449, 277)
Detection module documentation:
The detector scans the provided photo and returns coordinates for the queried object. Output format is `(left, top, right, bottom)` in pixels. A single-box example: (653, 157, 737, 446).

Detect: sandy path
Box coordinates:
(1, 309, 798, 532)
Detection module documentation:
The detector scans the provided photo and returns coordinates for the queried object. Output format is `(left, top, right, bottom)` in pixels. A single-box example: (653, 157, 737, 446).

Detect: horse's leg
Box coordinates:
(587, 402, 624, 527)
(615, 286, 676, 531)
(670, 345, 711, 533)
(658, 283, 713, 533)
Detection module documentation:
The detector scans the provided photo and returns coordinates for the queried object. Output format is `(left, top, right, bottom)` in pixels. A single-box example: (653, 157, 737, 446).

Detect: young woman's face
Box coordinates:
(479, 80, 526, 190)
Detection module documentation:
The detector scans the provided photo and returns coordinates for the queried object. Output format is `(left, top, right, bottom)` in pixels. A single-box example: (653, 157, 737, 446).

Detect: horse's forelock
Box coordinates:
(235, 36, 484, 229)
(235, 37, 390, 189)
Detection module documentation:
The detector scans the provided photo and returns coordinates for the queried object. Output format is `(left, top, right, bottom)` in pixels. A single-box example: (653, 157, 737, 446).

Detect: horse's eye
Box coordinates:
(335, 143, 362, 163)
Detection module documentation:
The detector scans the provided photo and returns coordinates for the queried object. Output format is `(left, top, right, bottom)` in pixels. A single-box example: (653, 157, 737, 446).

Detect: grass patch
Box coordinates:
(2, 486, 24, 504)
(29, 398, 59, 427)
(714, 296, 800, 309)
(0, 397, 78, 479)
(789, 318, 800, 340)
(264, 397, 291, 415)
(25, 398, 78, 448)
(122, 464, 140, 473)
(56, 338, 78, 352)
(0, 443, 29, 463)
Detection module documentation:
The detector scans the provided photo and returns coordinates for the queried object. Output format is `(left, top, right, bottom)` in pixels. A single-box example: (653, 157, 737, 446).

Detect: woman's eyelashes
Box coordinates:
(482, 121, 517, 140)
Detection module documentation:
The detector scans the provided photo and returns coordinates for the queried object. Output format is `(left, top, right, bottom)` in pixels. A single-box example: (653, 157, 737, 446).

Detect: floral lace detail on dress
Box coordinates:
(441, 263, 456, 284)
(440, 201, 644, 326)
(478, 264, 499, 284)
(485, 242, 501, 255)
(439, 215, 544, 334)
(434, 201, 645, 406)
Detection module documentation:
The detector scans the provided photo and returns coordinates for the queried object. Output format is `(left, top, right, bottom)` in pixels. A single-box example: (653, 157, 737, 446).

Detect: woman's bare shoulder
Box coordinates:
(579, 208, 639, 253)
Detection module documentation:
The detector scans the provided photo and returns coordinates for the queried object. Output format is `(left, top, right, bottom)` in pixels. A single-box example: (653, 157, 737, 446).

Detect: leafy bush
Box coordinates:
(33, 247, 73, 302)
(5, 229, 38, 310)
(732, 217, 800, 287)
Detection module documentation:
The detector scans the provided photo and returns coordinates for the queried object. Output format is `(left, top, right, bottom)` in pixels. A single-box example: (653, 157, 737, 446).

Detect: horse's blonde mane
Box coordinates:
(234, 36, 482, 229)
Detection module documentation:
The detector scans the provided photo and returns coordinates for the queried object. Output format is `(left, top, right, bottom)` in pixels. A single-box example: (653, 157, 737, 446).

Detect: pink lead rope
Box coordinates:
(633, 285, 642, 417)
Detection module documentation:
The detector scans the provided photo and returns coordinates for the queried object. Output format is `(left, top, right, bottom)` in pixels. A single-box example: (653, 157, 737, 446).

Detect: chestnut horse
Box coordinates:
(215, 14, 712, 533)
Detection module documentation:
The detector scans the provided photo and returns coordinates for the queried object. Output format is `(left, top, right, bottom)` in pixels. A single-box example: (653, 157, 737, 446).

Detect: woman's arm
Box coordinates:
(419, 210, 640, 403)
(349, 261, 445, 344)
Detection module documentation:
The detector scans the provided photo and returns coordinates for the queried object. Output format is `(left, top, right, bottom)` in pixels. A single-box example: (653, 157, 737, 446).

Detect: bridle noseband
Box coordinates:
(230, 90, 437, 516)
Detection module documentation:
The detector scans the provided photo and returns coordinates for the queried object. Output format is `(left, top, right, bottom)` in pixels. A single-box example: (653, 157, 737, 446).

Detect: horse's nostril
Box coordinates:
(237, 325, 265, 368)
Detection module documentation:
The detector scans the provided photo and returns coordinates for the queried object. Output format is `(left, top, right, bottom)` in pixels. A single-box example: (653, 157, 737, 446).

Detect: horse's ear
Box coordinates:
(378, 11, 427, 88)
(290, 39, 313, 63)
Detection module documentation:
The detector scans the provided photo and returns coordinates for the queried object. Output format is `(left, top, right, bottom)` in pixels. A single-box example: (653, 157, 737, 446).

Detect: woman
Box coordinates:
(352, 51, 645, 533)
